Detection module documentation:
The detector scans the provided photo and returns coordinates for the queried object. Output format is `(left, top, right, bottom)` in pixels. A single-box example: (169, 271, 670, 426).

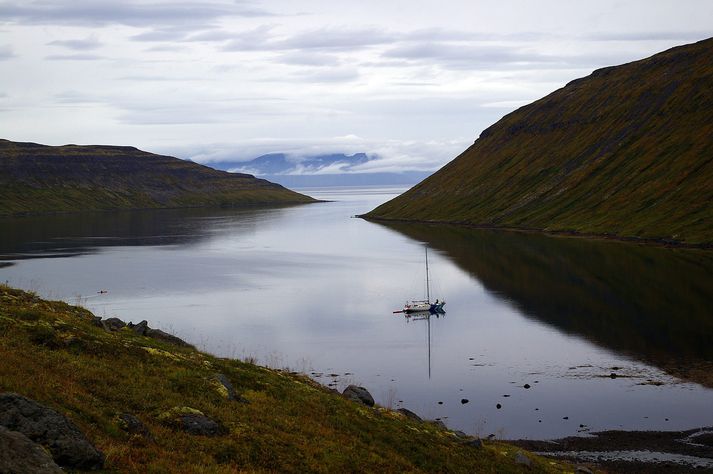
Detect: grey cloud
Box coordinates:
(276, 51, 342, 67)
(0, 44, 14, 60)
(278, 27, 397, 50)
(45, 53, 105, 61)
(291, 67, 359, 83)
(0, 0, 274, 27)
(47, 35, 101, 50)
(584, 31, 712, 42)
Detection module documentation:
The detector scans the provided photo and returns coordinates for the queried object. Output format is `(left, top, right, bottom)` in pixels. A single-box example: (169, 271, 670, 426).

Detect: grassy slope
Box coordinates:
(0, 285, 568, 473)
(0, 140, 315, 216)
(367, 38, 713, 246)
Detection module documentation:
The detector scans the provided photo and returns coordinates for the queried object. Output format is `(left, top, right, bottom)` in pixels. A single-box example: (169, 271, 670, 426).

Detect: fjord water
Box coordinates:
(2, 186, 713, 439)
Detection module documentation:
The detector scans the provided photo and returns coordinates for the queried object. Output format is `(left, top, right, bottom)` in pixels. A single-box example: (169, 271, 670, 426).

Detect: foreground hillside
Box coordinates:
(0, 140, 315, 216)
(366, 38, 713, 246)
(0, 285, 566, 473)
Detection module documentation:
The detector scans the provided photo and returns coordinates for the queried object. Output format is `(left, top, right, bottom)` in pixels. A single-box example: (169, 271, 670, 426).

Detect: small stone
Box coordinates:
(563, 416, 569, 420)
(503, 394, 510, 397)
(496, 403, 502, 409)
(610, 372, 618, 379)
(466, 437, 485, 448)
(117, 414, 154, 441)
(214, 374, 237, 401)
(428, 420, 447, 429)
(396, 408, 422, 422)
(453, 430, 468, 438)
(437, 401, 443, 405)
(523, 384, 531, 389)
(514, 452, 532, 467)
(460, 399, 469, 404)
(576, 466, 594, 474)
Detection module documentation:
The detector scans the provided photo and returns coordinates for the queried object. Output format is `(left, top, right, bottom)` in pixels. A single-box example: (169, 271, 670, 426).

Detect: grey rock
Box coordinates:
(453, 430, 469, 438)
(128, 320, 149, 336)
(514, 451, 532, 467)
(118, 413, 154, 441)
(342, 385, 374, 407)
(396, 408, 422, 422)
(145, 328, 193, 347)
(179, 414, 227, 437)
(0, 426, 62, 474)
(466, 437, 485, 448)
(215, 374, 237, 401)
(0, 393, 104, 470)
(103, 317, 126, 331)
(576, 467, 594, 474)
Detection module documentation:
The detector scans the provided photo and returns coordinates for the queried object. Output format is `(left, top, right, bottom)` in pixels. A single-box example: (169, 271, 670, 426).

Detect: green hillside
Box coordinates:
(0, 140, 315, 215)
(366, 38, 713, 246)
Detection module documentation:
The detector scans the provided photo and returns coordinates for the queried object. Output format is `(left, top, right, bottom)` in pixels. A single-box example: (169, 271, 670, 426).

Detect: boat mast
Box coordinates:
(425, 245, 430, 303)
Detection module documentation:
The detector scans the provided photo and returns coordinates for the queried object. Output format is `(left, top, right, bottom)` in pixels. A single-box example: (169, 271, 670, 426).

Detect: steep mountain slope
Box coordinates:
(366, 38, 713, 246)
(0, 140, 315, 215)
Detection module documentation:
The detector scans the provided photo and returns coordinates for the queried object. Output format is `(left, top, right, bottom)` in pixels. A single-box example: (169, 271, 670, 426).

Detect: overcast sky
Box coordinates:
(1, 0, 711, 172)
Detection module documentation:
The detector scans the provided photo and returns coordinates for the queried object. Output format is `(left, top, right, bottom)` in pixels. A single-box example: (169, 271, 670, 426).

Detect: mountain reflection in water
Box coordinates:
(376, 222, 713, 387)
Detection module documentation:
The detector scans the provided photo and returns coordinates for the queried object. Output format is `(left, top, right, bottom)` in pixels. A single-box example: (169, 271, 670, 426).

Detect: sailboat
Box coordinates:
(403, 246, 446, 314)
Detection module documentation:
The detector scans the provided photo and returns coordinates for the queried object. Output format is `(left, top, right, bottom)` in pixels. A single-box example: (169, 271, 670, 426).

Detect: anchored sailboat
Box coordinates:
(402, 246, 445, 314)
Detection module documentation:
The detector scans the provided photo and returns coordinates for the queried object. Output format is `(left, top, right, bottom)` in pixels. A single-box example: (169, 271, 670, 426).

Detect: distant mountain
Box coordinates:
(0, 140, 315, 216)
(209, 153, 431, 187)
(366, 38, 713, 246)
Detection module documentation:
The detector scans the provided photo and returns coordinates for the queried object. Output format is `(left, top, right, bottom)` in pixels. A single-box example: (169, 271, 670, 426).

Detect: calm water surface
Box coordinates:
(2, 186, 713, 439)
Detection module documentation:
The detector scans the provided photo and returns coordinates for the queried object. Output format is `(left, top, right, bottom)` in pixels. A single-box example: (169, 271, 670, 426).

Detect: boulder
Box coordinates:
(0, 426, 62, 474)
(145, 328, 193, 348)
(180, 414, 227, 436)
(103, 317, 126, 331)
(0, 393, 104, 470)
(342, 385, 374, 407)
(128, 320, 149, 336)
(158, 407, 227, 437)
(396, 408, 422, 422)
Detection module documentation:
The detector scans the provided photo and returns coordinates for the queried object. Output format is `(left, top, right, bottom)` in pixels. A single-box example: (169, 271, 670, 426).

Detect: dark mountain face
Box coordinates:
(367, 38, 713, 246)
(0, 140, 315, 215)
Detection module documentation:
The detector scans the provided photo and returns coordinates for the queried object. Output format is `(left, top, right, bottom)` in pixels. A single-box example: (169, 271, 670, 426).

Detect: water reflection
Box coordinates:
(0, 206, 297, 262)
(376, 222, 713, 387)
(400, 311, 447, 379)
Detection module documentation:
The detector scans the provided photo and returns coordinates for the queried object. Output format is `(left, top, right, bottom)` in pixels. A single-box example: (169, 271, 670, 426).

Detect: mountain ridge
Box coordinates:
(365, 37, 713, 246)
(0, 139, 315, 216)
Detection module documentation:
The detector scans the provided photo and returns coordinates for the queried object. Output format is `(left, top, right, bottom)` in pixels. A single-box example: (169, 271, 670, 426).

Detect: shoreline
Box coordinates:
(359, 215, 713, 250)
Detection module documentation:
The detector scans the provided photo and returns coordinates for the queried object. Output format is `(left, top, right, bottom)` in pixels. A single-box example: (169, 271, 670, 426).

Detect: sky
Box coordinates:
(1, 0, 711, 173)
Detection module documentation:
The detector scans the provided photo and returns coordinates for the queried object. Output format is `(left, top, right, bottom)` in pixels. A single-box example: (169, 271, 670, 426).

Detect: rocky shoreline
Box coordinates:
(510, 427, 713, 473)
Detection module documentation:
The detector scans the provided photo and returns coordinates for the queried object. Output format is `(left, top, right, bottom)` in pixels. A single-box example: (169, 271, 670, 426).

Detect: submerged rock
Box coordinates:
(342, 385, 374, 407)
(0, 426, 62, 474)
(0, 393, 105, 470)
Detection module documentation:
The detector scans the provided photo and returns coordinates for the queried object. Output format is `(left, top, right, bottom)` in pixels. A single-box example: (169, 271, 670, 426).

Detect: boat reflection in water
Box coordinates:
(398, 310, 446, 379)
